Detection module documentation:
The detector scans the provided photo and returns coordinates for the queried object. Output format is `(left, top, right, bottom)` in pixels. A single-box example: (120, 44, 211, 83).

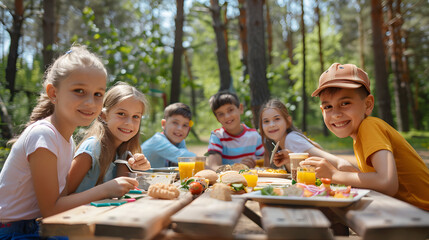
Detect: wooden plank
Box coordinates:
(94, 192, 193, 240)
(171, 191, 247, 238)
(41, 205, 115, 237)
(330, 190, 429, 240)
(261, 206, 333, 239)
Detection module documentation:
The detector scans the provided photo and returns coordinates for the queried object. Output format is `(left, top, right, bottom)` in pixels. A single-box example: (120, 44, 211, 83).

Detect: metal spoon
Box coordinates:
(114, 151, 146, 173)
(114, 159, 147, 173)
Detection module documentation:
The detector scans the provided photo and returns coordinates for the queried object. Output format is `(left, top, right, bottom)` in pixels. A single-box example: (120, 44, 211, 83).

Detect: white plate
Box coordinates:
(238, 189, 370, 207)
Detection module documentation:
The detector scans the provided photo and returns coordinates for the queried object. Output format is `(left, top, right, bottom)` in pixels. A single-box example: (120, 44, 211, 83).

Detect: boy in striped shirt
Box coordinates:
(207, 91, 265, 171)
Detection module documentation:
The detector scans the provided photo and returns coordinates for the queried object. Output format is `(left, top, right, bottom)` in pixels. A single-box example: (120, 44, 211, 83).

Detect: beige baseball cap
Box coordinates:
(311, 63, 370, 97)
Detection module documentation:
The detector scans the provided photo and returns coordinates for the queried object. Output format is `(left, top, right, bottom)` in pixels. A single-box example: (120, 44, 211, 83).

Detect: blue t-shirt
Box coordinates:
(74, 136, 117, 193)
(141, 132, 196, 168)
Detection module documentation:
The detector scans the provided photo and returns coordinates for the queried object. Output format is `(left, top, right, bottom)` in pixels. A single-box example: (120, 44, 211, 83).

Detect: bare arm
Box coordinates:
(307, 147, 359, 172)
(207, 153, 223, 171)
(67, 153, 92, 193)
(29, 148, 138, 217)
(302, 150, 398, 196)
(240, 157, 256, 168)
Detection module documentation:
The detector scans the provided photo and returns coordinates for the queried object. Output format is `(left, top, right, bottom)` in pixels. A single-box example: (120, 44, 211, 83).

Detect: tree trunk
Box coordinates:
(170, 0, 185, 104)
(358, 0, 365, 69)
(284, 0, 296, 66)
(314, 0, 328, 136)
(222, 1, 229, 63)
(401, 30, 418, 129)
(183, 50, 201, 141)
(6, 0, 24, 102)
(265, 0, 273, 65)
(0, 96, 13, 140)
(371, 0, 394, 126)
(246, 0, 270, 128)
(300, 0, 307, 132)
(183, 50, 196, 119)
(387, 0, 409, 132)
(43, 0, 56, 70)
(238, 0, 248, 78)
(210, 0, 232, 91)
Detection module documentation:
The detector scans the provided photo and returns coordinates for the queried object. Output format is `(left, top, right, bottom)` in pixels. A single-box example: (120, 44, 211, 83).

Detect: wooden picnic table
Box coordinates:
(41, 177, 429, 240)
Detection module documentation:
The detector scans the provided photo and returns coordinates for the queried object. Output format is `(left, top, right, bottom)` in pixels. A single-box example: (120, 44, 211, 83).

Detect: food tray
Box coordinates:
(257, 172, 290, 178)
(148, 167, 179, 173)
(238, 189, 370, 207)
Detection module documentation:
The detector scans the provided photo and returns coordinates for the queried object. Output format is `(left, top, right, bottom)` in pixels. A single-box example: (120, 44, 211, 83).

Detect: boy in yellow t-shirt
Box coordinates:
(302, 63, 429, 210)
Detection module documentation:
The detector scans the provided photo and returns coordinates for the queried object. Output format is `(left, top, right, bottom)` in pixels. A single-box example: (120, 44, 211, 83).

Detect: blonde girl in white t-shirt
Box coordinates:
(0, 45, 138, 239)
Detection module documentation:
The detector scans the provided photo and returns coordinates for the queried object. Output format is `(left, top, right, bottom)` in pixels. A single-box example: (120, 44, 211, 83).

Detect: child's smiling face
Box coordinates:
(162, 114, 191, 145)
(104, 97, 144, 147)
(261, 108, 289, 142)
(320, 88, 374, 140)
(214, 103, 243, 135)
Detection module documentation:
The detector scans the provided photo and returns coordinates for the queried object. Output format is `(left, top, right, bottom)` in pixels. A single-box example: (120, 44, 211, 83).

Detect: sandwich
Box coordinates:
(219, 171, 249, 194)
(194, 169, 218, 185)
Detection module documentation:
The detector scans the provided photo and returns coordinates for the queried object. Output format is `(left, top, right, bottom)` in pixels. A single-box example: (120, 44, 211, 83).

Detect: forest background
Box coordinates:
(1, 0, 429, 167)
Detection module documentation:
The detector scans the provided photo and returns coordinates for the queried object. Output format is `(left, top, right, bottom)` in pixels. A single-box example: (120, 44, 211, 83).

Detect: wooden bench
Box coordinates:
(171, 191, 247, 238)
(261, 206, 333, 239)
(330, 190, 429, 240)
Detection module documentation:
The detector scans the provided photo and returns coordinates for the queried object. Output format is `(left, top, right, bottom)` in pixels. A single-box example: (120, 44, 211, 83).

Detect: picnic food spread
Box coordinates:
(261, 181, 357, 199)
(148, 183, 180, 199)
(219, 171, 249, 194)
(210, 183, 232, 201)
(194, 169, 218, 185)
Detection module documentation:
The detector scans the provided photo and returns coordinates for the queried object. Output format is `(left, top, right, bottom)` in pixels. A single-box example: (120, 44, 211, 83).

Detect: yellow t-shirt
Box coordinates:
(353, 116, 429, 210)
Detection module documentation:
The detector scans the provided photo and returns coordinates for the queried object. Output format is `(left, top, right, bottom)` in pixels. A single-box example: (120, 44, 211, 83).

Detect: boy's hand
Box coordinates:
(241, 157, 256, 168)
(273, 149, 291, 168)
(128, 153, 151, 171)
(103, 177, 138, 198)
(300, 157, 337, 179)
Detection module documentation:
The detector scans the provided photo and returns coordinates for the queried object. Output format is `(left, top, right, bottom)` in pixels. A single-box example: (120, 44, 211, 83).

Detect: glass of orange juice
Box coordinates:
(178, 157, 195, 183)
(297, 166, 316, 185)
(193, 156, 206, 175)
(241, 170, 258, 188)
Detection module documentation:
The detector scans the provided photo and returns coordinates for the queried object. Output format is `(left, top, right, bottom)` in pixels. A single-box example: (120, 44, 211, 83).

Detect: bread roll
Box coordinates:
(194, 169, 218, 185)
(210, 183, 232, 201)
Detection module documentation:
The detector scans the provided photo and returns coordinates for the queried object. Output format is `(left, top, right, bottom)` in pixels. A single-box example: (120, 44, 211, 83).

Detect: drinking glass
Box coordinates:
(297, 166, 316, 185)
(193, 156, 206, 175)
(178, 157, 195, 183)
(289, 153, 309, 182)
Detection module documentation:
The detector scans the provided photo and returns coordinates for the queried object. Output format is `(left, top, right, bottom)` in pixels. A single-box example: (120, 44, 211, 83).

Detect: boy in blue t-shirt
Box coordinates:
(207, 91, 265, 171)
(141, 103, 196, 167)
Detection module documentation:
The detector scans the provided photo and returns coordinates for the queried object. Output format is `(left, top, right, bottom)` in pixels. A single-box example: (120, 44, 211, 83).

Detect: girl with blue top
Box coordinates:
(0, 46, 138, 239)
(259, 99, 357, 172)
(67, 82, 151, 193)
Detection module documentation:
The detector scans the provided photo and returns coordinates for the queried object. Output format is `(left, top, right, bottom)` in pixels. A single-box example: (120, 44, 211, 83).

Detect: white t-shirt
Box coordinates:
(0, 119, 74, 222)
(284, 131, 314, 153)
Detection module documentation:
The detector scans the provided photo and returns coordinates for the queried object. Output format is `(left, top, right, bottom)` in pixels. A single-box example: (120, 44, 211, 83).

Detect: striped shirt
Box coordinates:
(208, 124, 265, 164)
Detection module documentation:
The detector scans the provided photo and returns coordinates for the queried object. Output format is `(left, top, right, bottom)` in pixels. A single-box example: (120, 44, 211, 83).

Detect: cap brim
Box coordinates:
(311, 81, 364, 97)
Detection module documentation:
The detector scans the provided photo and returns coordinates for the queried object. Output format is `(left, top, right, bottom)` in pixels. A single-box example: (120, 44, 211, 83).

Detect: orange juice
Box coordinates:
(256, 158, 264, 167)
(297, 167, 316, 185)
(193, 161, 205, 174)
(178, 162, 195, 182)
(242, 172, 258, 188)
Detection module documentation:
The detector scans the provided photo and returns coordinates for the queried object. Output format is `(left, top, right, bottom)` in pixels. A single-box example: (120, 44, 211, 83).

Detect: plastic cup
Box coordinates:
(193, 156, 206, 175)
(178, 157, 195, 182)
(297, 166, 316, 185)
(289, 153, 309, 182)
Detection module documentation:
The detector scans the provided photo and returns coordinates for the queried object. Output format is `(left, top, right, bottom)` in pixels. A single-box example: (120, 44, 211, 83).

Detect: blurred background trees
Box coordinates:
(1, 0, 429, 151)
